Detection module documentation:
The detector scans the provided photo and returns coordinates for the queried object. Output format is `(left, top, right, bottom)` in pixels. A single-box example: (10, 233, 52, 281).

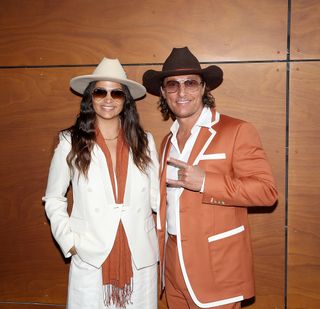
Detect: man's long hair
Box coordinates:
(64, 81, 151, 176)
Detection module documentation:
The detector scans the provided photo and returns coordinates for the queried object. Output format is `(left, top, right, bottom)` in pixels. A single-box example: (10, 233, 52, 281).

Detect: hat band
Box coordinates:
(166, 67, 200, 71)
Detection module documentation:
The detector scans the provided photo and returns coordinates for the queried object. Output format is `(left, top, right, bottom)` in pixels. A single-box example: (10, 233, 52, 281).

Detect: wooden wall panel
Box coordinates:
(1, 0, 319, 308)
(291, 0, 320, 59)
(0, 68, 78, 304)
(0, 0, 287, 66)
(288, 62, 320, 309)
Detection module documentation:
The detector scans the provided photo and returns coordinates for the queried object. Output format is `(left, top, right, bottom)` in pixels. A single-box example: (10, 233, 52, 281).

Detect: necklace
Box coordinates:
(103, 133, 119, 141)
(102, 121, 121, 141)
(103, 127, 120, 141)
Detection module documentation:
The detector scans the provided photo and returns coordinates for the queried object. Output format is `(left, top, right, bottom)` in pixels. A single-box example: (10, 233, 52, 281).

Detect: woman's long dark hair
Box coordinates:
(64, 81, 151, 177)
(158, 83, 216, 120)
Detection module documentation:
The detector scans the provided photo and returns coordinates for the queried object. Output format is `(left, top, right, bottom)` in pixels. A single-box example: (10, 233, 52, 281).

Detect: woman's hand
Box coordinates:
(69, 246, 77, 256)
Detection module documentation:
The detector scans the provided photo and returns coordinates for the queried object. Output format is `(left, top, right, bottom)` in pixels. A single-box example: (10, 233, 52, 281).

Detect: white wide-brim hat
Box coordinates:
(70, 57, 146, 99)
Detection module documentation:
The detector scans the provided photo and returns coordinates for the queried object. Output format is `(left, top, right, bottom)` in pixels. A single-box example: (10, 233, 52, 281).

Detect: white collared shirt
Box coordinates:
(166, 107, 212, 235)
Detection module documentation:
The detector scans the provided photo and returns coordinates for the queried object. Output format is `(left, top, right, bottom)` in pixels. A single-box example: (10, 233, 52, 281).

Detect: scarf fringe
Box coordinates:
(103, 279, 133, 309)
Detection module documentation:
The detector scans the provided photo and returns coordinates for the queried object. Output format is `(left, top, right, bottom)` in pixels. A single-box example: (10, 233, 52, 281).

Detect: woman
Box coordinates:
(43, 58, 159, 309)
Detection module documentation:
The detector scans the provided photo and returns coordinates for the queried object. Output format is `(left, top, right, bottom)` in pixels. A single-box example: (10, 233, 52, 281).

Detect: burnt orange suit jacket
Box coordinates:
(157, 108, 278, 308)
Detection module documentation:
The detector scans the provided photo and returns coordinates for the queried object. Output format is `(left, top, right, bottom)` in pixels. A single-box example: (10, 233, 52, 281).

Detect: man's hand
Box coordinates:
(167, 157, 205, 191)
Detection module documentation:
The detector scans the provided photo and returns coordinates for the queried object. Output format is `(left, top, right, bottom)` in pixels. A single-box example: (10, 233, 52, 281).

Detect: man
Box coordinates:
(142, 47, 278, 309)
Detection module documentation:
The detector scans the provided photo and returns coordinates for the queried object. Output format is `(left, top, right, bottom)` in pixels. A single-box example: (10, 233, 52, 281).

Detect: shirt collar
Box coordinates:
(170, 107, 212, 135)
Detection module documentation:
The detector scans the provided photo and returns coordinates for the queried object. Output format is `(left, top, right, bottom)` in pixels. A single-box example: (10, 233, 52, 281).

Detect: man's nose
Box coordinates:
(178, 83, 186, 96)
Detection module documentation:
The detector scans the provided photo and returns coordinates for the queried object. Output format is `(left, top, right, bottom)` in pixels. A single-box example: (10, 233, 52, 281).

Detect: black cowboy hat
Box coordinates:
(143, 47, 223, 96)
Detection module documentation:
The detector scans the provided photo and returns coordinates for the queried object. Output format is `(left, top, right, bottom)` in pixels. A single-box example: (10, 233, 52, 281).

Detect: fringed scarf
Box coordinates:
(96, 128, 133, 308)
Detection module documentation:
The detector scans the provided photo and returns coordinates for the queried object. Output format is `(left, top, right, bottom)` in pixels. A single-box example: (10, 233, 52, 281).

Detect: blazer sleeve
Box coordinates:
(147, 132, 160, 213)
(42, 132, 74, 257)
(202, 122, 278, 207)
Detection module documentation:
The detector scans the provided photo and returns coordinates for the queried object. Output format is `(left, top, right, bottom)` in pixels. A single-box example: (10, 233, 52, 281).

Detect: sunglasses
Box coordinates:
(163, 79, 203, 93)
(92, 87, 126, 102)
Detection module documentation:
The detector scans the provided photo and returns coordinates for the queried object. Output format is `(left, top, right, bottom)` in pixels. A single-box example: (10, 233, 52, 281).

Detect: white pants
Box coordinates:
(67, 254, 157, 309)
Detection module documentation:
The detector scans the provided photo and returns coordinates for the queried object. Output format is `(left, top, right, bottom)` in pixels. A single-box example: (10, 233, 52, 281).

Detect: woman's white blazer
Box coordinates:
(43, 132, 160, 269)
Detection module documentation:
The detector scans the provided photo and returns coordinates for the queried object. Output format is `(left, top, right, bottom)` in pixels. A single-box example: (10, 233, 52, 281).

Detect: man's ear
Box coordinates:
(160, 86, 166, 99)
(201, 82, 206, 96)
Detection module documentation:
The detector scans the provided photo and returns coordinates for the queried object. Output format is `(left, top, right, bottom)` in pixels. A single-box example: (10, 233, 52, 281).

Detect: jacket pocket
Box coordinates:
(208, 225, 246, 285)
(144, 214, 155, 232)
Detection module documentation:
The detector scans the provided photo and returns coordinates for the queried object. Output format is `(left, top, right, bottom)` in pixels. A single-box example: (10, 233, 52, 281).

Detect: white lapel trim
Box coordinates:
(192, 112, 220, 166)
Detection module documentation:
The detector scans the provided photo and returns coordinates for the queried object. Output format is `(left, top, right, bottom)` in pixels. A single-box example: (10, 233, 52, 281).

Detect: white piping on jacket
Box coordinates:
(200, 153, 226, 160)
(208, 225, 245, 243)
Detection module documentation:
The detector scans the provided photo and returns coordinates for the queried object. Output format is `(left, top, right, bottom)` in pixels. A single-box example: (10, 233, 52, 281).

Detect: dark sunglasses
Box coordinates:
(92, 87, 126, 102)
